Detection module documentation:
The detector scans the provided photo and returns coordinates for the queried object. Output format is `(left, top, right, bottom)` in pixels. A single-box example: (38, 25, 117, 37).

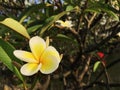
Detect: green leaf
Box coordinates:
(0, 39, 22, 64)
(40, 11, 68, 36)
(0, 18, 30, 39)
(56, 34, 73, 41)
(86, 1, 119, 21)
(27, 24, 42, 34)
(0, 46, 24, 82)
(93, 61, 101, 72)
(102, 9, 119, 21)
(85, 8, 100, 13)
(66, 5, 74, 11)
(39, 5, 79, 36)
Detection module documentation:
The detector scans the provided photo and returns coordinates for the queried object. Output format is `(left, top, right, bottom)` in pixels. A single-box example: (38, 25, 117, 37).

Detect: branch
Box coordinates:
(78, 55, 91, 86)
(101, 62, 110, 90)
(84, 22, 120, 54)
(83, 82, 120, 89)
(84, 59, 120, 90)
(87, 13, 97, 29)
(77, 0, 88, 32)
(89, 0, 109, 29)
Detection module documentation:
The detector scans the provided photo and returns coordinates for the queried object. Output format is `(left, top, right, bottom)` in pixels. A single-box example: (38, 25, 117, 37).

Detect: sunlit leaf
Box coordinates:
(0, 18, 30, 39)
(93, 61, 101, 72)
(66, 5, 74, 11)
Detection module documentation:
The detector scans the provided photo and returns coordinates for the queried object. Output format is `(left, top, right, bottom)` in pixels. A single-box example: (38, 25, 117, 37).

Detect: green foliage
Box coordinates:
(40, 11, 68, 36)
(0, 39, 22, 64)
(85, 0, 119, 21)
(0, 46, 24, 82)
(0, 0, 120, 89)
(66, 5, 74, 11)
(27, 24, 42, 34)
(93, 61, 101, 72)
(56, 34, 73, 41)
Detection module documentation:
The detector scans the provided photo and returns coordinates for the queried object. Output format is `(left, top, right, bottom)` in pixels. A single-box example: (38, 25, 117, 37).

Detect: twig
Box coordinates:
(101, 62, 110, 90)
(87, 13, 97, 29)
(89, 0, 109, 29)
(42, 75, 50, 90)
(84, 22, 120, 54)
(78, 55, 91, 86)
(84, 59, 120, 90)
(77, 0, 88, 32)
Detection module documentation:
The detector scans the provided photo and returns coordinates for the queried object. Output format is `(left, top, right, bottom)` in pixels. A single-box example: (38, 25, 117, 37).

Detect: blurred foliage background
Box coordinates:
(0, 0, 120, 90)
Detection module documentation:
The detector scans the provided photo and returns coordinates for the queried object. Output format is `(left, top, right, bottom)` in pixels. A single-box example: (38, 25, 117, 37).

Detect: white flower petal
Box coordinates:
(40, 56, 59, 74)
(40, 46, 61, 74)
(41, 46, 61, 62)
(29, 36, 46, 60)
(64, 21, 73, 28)
(13, 50, 37, 63)
(20, 63, 41, 76)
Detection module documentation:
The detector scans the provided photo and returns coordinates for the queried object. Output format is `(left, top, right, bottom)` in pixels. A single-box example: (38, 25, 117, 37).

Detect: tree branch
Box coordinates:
(84, 22, 120, 54)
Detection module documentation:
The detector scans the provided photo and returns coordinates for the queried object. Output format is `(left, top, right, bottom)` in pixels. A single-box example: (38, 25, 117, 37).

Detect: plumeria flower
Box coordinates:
(117, 32, 120, 37)
(13, 36, 62, 76)
(55, 20, 73, 28)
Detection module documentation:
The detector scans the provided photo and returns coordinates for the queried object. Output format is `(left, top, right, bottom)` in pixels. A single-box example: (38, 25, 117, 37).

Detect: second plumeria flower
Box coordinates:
(13, 36, 62, 76)
(55, 20, 73, 28)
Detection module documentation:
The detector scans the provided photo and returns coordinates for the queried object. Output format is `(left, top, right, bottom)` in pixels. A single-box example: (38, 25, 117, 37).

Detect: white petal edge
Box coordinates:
(29, 36, 46, 60)
(40, 56, 60, 74)
(20, 63, 41, 76)
(40, 46, 61, 63)
(13, 50, 37, 63)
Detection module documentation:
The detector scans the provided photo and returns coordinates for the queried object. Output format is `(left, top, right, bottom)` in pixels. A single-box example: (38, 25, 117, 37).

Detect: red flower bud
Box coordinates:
(97, 52, 104, 58)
